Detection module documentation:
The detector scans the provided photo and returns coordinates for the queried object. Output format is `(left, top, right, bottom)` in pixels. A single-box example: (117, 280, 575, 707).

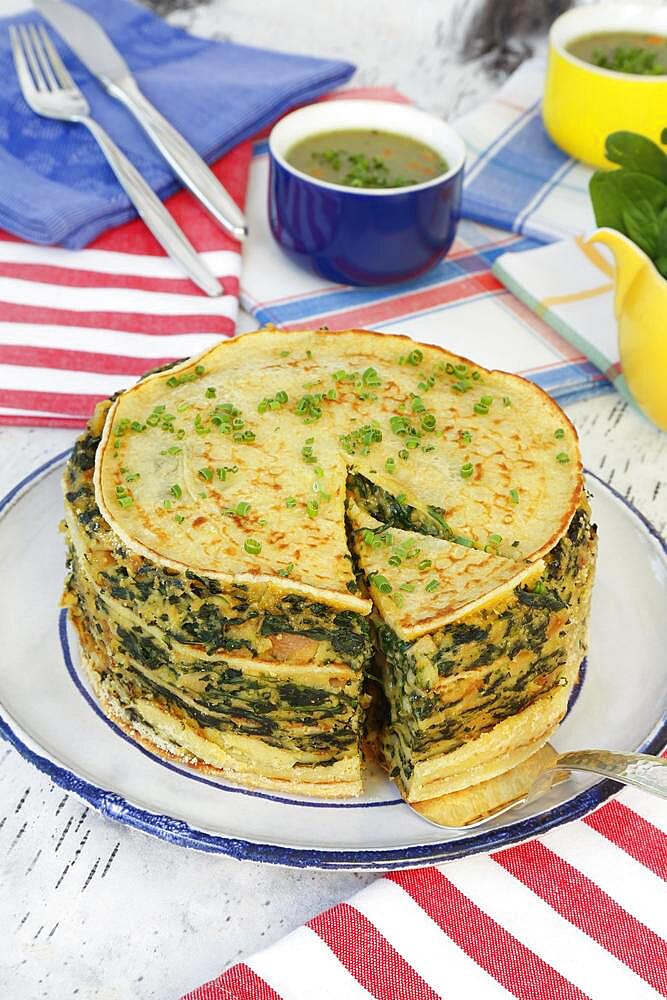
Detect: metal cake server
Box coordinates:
(410, 748, 667, 831)
(11, 22, 222, 296)
(34, 0, 248, 242)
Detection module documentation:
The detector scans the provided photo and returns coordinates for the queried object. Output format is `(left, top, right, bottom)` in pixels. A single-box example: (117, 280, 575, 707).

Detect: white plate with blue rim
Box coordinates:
(0, 452, 665, 870)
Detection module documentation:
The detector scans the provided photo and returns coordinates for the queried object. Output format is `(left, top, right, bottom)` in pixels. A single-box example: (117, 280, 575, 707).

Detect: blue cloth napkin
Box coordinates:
(0, 0, 355, 247)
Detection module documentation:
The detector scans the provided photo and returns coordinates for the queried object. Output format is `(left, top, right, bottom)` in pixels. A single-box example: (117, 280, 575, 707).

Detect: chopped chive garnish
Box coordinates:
(306, 499, 319, 518)
(174, 513, 184, 524)
(460, 462, 474, 479)
(124, 471, 140, 482)
(421, 414, 436, 432)
(400, 582, 415, 593)
(556, 452, 570, 463)
(234, 501, 251, 516)
(278, 562, 295, 577)
(285, 496, 297, 508)
(166, 365, 206, 388)
(362, 366, 381, 387)
(425, 579, 439, 593)
(406, 349, 423, 366)
(385, 457, 396, 473)
(509, 488, 519, 504)
(371, 574, 392, 594)
(554, 428, 565, 439)
(488, 533, 503, 545)
(388, 555, 402, 567)
(502, 396, 512, 407)
(163, 499, 172, 509)
(418, 559, 432, 570)
(454, 535, 474, 547)
(460, 430, 472, 444)
(161, 445, 182, 456)
(244, 538, 261, 555)
(473, 402, 489, 415)
(205, 387, 216, 399)
(169, 484, 182, 499)
(198, 467, 213, 482)
(258, 391, 289, 414)
(411, 396, 425, 413)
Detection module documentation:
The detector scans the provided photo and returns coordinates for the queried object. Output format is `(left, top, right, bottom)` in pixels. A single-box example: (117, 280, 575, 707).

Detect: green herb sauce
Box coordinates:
(286, 129, 448, 189)
(567, 32, 667, 75)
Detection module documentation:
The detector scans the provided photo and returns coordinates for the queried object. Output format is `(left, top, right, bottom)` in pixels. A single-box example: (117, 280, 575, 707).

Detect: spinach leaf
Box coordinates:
(655, 208, 667, 279)
(618, 174, 667, 257)
(590, 137, 667, 278)
(605, 131, 667, 183)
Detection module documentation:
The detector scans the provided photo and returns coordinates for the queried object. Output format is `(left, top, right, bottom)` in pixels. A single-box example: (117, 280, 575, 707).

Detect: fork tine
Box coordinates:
(16, 24, 47, 93)
(27, 24, 57, 91)
(36, 24, 75, 90)
(9, 26, 36, 103)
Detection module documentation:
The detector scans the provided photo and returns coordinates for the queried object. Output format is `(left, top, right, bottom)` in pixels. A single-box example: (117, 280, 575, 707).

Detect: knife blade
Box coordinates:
(34, 0, 248, 241)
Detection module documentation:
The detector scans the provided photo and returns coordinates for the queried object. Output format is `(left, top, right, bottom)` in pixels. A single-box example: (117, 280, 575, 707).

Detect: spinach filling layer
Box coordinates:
(374, 504, 596, 785)
(67, 567, 361, 761)
(348, 473, 454, 540)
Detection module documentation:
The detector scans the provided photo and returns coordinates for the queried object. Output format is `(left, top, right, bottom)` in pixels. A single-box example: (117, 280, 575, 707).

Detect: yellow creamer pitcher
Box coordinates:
(586, 228, 667, 431)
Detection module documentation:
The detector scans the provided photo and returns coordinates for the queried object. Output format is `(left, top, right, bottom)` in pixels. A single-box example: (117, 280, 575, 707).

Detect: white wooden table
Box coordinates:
(1, 3, 666, 997)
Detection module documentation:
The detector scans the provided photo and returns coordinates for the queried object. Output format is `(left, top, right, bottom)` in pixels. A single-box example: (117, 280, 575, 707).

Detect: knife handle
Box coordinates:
(83, 116, 223, 297)
(109, 76, 248, 242)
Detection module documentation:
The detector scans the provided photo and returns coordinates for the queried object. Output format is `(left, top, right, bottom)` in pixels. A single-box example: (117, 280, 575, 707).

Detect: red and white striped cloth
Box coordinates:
(0, 142, 251, 428)
(183, 784, 667, 1000)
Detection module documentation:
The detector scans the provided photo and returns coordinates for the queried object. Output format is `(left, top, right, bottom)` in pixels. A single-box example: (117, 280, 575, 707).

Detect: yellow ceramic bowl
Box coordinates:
(543, 4, 667, 169)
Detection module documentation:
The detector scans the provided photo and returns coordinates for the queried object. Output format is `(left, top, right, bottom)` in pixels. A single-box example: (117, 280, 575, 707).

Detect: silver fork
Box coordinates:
(10, 23, 222, 297)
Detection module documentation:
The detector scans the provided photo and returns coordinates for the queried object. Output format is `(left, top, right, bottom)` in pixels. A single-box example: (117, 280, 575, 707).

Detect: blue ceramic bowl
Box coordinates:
(268, 100, 466, 287)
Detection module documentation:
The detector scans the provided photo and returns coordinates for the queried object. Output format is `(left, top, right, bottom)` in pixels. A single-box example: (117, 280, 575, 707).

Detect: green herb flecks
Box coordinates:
(258, 390, 288, 414)
(166, 364, 206, 388)
(371, 573, 392, 594)
(339, 421, 383, 456)
(115, 484, 133, 509)
(592, 44, 666, 75)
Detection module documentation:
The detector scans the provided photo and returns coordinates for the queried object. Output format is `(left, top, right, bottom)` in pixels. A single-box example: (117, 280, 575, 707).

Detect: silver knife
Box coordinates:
(34, 0, 248, 242)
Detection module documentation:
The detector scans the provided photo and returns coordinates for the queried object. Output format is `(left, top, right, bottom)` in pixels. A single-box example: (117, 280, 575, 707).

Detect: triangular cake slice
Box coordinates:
(347, 500, 544, 641)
